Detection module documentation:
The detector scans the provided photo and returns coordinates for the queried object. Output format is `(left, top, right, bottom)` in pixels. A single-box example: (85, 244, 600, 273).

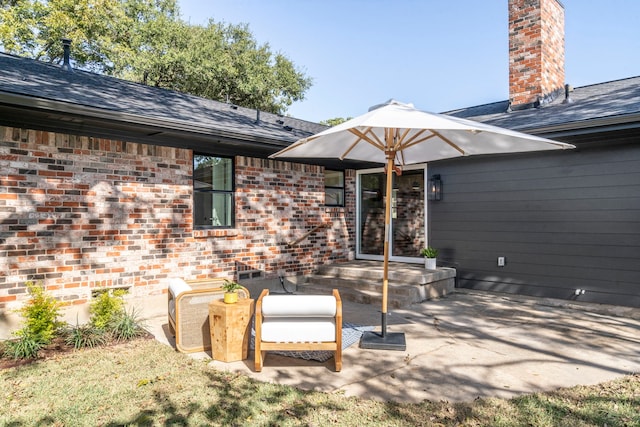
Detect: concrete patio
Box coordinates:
(141, 288, 640, 404)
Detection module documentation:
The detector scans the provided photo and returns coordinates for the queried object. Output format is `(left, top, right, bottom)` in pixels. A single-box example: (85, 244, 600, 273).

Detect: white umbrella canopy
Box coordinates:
(270, 100, 574, 350)
(274, 100, 574, 165)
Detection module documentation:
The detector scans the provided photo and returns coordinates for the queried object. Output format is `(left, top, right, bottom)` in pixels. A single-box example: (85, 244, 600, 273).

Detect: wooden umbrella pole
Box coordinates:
(359, 129, 405, 351)
(381, 152, 395, 337)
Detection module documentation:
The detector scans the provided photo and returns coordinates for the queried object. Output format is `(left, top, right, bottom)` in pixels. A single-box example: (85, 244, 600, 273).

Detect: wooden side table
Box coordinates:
(209, 298, 254, 362)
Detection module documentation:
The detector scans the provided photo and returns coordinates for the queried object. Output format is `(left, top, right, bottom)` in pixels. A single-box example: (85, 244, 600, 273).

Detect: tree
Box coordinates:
(320, 117, 352, 127)
(0, 0, 159, 72)
(0, 0, 311, 114)
(119, 20, 312, 114)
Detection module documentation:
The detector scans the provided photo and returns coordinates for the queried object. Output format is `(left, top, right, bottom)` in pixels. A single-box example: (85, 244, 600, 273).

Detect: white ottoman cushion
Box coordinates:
(261, 295, 336, 317)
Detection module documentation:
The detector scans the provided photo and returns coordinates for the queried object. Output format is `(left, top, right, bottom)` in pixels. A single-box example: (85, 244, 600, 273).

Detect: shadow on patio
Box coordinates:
(144, 288, 640, 403)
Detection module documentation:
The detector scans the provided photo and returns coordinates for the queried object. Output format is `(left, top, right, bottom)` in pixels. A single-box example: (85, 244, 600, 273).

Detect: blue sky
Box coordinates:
(178, 0, 640, 123)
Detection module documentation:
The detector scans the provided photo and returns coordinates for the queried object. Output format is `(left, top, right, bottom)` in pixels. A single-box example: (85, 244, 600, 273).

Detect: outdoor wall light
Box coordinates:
(428, 174, 442, 201)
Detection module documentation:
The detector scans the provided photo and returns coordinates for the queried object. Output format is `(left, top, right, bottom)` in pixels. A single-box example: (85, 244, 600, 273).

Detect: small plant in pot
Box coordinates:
(222, 280, 243, 304)
(420, 246, 438, 270)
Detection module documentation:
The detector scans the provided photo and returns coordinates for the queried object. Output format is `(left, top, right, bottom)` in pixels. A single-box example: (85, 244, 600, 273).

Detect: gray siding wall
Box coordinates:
(429, 142, 640, 307)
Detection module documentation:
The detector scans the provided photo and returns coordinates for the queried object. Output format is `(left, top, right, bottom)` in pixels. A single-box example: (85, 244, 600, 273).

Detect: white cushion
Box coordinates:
(261, 295, 336, 317)
(261, 318, 336, 342)
(168, 278, 192, 298)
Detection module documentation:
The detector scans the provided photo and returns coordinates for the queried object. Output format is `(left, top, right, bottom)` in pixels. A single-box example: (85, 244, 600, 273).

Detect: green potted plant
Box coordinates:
(420, 246, 438, 270)
(222, 279, 243, 304)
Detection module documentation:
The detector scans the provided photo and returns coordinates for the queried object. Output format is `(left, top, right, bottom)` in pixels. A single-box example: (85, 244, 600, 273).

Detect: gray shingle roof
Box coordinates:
(3, 50, 639, 154)
(0, 52, 327, 144)
(446, 76, 640, 134)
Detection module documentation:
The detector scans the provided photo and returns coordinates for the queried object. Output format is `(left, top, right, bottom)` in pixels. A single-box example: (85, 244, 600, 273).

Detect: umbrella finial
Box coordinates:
(368, 99, 414, 111)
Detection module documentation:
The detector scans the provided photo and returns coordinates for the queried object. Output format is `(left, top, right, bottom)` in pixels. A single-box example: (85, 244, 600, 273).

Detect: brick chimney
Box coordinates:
(509, 0, 565, 109)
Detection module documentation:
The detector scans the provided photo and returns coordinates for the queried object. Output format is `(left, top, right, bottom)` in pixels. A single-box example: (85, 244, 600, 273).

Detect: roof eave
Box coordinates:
(513, 113, 640, 138)
(0, 90, 293, 149)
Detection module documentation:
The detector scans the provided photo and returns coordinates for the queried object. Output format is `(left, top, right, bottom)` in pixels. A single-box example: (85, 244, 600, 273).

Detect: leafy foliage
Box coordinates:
(3, 330, 43, 359)
(222, 279, 243, 293)
(17, 281, 63, 345)
(0, 0, 311, 114)
(0, 0, 177, 71)
(320, 117, 352, 127)
(110, 19, 311, 113)
(88, 288, 148, 341)
(109, 308, 147, 341)
(64, 320, 107, 349)
(1, 284, 147, 360)
(420, 246, 438, 258)
(89, 288, 126, 330)
(2, 281, 60, 359)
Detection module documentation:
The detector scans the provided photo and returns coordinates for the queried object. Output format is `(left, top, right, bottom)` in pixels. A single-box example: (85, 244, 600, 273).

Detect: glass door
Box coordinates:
(357, 167, 426, 263)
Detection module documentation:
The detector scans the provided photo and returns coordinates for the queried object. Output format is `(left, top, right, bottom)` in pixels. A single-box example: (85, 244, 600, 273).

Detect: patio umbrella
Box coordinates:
(270, 100, 575, 350)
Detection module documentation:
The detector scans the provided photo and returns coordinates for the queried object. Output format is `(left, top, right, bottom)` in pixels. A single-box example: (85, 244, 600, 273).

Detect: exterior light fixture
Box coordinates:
(428, 174, 442, 201)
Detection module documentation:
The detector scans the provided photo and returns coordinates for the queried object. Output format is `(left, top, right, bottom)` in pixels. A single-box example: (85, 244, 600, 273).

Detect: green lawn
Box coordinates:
(1, 339, 638, 426)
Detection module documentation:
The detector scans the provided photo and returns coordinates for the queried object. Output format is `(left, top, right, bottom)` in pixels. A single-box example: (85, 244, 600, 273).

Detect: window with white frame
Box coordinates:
(193, 155, 234, 228)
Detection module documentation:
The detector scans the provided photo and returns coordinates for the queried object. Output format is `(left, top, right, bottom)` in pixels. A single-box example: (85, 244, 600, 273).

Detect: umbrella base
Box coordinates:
(359, 331, 406, 351)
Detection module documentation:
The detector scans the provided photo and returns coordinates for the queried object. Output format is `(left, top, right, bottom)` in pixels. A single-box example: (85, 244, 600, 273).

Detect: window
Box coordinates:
(193, 155, 234, 228)
(325, 170, 345, 207)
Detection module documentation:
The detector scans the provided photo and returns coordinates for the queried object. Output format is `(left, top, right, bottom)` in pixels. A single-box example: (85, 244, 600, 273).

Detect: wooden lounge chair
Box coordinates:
(167, 278, 250, 353)
(254, 289, 342, 372)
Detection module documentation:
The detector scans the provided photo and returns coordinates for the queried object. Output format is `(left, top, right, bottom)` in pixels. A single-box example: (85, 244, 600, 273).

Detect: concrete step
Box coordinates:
(297, 261, 456, 309)
(306, 275, 418, 295)
(297, 280, 411, 309)
(315, 261, 455, 285)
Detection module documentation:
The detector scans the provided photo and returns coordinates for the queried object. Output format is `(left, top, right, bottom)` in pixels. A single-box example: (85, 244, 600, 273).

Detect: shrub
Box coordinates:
(110, 308, 147, 341)
(1, 281, 61, 360)
(18, 281, 63, 345)
(90, 288, 127, 330)
(89, 288, 147, 342)
(3, 330, 43, 360)
(64, 320, 107, 349)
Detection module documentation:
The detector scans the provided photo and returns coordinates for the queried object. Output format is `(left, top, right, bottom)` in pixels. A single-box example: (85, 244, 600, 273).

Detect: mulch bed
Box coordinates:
(0, 332, 154, 370)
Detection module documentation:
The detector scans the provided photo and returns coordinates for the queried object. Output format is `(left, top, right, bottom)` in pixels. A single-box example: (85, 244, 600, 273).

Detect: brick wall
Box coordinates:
(0, 126, 355, 312)
(508, 0, 565, 107)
